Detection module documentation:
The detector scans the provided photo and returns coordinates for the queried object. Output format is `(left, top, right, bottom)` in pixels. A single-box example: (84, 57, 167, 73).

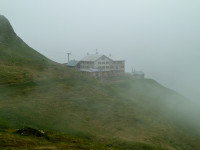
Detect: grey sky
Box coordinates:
(0, 0, 200, 100)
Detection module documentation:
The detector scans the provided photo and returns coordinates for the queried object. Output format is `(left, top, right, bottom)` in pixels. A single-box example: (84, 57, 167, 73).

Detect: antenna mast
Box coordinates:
(67, 52, 71, 63)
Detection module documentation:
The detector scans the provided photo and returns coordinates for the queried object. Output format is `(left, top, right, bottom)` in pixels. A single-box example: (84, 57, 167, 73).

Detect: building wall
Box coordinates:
(79, 55, 125, 78)
(110, 60, 125, 73)
(79, 61, 94, 70)
(94, 56, 112, 71)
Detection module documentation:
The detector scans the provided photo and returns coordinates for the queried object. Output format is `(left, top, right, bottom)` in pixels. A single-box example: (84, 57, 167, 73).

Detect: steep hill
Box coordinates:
(0, 15, 49, 65)
(0, 15, 67, 85)
(0, 15, 200, 149)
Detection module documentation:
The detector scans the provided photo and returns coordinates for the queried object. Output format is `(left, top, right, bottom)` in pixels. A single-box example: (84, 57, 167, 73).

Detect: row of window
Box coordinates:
(81, 61, 93, 64)
(97, 66, 124, 69)
(81, 61, 123, 65)
(98, 66, 110, 69)
(98, 61, 109, 64)
(98, 62, 124, 65)
(81, 65, 124, 69)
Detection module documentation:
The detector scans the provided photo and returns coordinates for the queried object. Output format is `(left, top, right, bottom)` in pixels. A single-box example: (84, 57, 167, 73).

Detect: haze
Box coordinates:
(0, 0, 200, 101)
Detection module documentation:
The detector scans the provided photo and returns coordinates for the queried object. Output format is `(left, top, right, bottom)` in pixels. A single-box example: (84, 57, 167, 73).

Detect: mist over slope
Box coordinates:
(0, 15, 79, 85)
(0, 15, 50, 65)
(0, 15, 200, 149)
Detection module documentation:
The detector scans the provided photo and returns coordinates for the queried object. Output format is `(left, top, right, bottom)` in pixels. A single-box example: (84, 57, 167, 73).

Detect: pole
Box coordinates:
(67, 52, 71, 63)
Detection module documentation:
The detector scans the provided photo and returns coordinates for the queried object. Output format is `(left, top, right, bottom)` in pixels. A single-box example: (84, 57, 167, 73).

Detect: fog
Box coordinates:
(0, 0, 200, 101)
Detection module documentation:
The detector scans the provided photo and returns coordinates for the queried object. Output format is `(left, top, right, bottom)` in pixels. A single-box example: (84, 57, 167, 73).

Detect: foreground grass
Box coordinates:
(0, 78, 200, 150)
(0, 128, 167, 150)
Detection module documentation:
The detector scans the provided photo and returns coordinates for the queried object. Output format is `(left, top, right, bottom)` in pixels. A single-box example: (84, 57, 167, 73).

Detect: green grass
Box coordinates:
(0, 15, 200, 149)
(0, 78, 199, 149)
(0, 128, 169, 150)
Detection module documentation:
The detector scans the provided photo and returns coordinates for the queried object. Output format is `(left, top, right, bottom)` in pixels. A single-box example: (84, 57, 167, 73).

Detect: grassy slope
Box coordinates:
(0, 129, 169, 150)
(0, 15, 200, 149)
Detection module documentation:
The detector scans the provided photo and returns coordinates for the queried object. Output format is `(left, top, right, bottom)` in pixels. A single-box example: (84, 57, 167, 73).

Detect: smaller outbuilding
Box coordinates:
(66, 59, 80, 70)
(132, 70, 145, 79)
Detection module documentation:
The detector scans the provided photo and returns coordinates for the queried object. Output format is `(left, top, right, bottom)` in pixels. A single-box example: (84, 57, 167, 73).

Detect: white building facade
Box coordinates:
(78, 54, 125, 78)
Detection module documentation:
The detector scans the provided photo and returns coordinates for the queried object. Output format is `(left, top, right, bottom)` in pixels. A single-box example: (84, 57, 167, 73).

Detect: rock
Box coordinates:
(15, 127, 49, 140)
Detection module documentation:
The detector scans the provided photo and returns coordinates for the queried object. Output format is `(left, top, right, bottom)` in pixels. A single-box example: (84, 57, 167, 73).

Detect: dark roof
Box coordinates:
(67, 60, 79, 67)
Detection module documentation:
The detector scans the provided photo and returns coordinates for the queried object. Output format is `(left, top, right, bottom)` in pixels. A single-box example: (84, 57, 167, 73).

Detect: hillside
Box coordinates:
(0, 15, 69, 85)
(0, 15, 200, 149)
(0, 15, 49, 65)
